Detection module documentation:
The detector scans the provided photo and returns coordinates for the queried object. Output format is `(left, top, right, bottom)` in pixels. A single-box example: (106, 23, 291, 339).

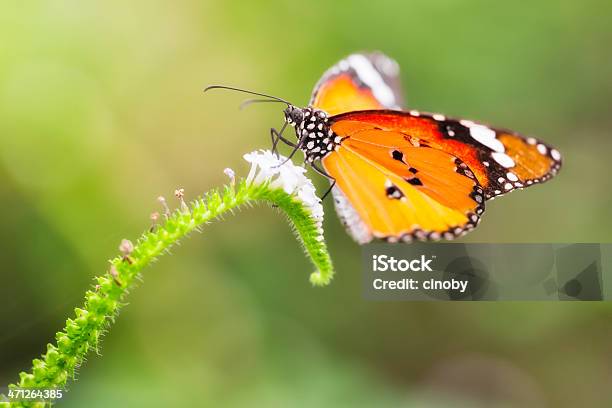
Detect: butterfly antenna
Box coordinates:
(239, 98, 287, 110)
(204, 85, 292, 105)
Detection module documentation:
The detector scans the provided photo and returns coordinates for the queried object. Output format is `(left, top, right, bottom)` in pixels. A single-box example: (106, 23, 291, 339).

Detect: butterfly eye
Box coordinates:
(290, 109, 304, 124)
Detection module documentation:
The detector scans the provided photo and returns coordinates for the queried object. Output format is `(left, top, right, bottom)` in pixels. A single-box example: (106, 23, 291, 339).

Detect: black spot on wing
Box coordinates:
(453, 158, 476, 180)
(406, 177, 423, 186)
(391, 149, 404, 162)
(385, 183, 404, 200)
(441, 121, 470, 139)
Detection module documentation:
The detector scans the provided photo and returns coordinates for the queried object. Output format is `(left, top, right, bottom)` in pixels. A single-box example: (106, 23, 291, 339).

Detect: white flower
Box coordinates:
(223, 167, 235, 183)
(243, 150, 324, 235)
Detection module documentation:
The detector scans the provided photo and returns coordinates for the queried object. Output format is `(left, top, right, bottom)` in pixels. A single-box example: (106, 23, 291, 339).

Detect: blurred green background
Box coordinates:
(1, 1, 612, 407)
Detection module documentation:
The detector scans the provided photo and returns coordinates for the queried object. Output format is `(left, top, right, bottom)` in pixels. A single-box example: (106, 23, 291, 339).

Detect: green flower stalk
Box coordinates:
(1, 150, 334, 407)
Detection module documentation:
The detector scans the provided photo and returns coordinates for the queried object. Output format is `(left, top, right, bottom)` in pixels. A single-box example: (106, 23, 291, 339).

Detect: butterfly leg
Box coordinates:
(274, 137, 305, 167)
(311, 161, 336, 200)
(270, 129, 280, 154)
(270, 123, 294, 155)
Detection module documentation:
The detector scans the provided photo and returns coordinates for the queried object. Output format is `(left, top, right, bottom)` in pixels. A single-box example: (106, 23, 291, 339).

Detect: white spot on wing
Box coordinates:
(551, 148, 561, 161)
(537, 144, 548, 155)
(469, 124, 505, 152)
(347, 54, 396, 107)
(491, 152, 516, 168)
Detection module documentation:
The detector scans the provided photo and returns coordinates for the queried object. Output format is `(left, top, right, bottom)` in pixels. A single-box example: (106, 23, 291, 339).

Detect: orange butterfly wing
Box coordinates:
(321, 141, 484, 243)
(310, 52, 404, 116)
(329, 110, 562, 199)
(307, 53, 561, 242)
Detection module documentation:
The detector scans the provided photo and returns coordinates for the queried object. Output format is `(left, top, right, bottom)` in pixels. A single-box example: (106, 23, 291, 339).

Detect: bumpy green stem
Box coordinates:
(1, 179, 333, 407)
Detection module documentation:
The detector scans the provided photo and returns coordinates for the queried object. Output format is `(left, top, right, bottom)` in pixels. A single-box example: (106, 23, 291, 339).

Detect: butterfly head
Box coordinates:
(284, 105, 305, 127)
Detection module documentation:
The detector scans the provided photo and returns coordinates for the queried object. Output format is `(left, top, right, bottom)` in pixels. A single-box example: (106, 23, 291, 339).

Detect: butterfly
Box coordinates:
(207, 52, 562, 243)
